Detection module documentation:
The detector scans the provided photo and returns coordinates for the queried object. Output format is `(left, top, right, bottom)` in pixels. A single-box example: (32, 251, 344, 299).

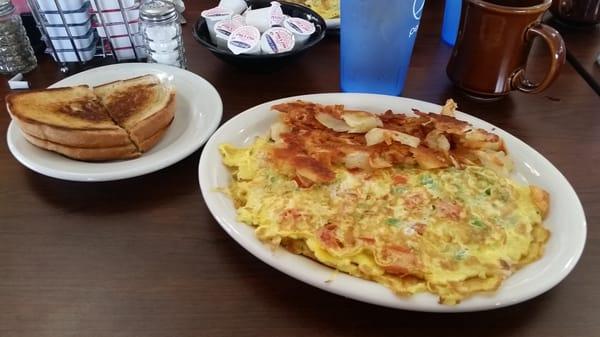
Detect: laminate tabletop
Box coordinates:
(1, 1, 599, 337)
(546, 15, 600, 94)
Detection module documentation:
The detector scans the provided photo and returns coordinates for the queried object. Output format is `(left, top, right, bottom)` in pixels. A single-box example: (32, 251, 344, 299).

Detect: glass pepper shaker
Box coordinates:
(140, 0, 186, 68)
(0, 0, 37, 75)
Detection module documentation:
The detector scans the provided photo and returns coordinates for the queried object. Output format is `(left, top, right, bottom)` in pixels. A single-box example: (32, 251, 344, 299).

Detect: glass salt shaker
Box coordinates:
(140, 0, 186, 68)
(0, 0, 37, 75)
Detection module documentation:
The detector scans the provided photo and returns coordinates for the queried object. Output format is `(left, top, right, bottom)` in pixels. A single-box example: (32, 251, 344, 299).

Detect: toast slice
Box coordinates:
(6, 86, 132, 148)
(6, 75, 175, 161)
(21, 132, 140, 161)
(94, 75, 175, 149)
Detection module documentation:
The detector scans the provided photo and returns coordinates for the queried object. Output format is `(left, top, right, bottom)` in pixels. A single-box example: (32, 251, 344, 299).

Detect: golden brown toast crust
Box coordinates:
(7, 75, 175, 161)
(93, 74, 175, 152)
(21, 132, 141, 161)
(128, 92, 175, 148)
(103, 83, 159, 124)
(91, 74, 152, 90)
(94, 75, 165, 126)
(10, 113, 132, 148)
(6, 86, 115, 126)
(137, 116, 174, 152)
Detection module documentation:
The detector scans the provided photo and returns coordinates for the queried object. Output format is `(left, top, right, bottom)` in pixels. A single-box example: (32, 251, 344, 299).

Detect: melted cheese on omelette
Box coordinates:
(219, 101, 550, 304)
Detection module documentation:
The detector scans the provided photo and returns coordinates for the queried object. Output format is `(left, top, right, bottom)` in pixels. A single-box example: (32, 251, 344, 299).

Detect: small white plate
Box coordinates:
(7, 63, 222, 182)
(198, 93, 586, 312)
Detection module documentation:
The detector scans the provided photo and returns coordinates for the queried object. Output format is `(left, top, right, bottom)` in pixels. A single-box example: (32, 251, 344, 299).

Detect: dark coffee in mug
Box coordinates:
(446, 0, 566, 99)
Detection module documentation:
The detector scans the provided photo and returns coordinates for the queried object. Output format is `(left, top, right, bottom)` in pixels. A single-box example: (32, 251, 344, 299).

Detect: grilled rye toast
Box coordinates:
(94, 75, 175, 152)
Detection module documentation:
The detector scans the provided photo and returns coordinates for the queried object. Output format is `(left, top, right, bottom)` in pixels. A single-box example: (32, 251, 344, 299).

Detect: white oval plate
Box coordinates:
(198, 93, 586, 312)
(7, 63, 222, 182)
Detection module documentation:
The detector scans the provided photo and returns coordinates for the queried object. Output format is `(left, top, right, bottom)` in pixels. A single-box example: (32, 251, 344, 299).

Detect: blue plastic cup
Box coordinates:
(340, 0, 426, 96)
(441, 0, 462, 46)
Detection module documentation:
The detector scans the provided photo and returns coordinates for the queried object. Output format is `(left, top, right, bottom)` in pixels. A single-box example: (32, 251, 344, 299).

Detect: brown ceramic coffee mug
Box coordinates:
(550, 0, 600, 26)
(447, 0, 566, 100)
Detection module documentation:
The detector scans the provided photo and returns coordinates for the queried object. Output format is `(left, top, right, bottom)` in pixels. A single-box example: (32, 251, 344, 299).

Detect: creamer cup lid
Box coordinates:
(215, 18, 243, 38)
(284, 17, 315, 35)
(261, 27, 295, 54)
(217, 0, 247, 14)
(201, 6, 233, 20)
(228, 25, 261, 55)
(270, 1, 285, 26)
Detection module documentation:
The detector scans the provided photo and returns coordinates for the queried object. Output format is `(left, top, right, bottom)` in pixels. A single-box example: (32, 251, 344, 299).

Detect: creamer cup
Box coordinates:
(270, 2, 286, 26)
(214, 16, 244, 49)
(232, 14, 245, 25)
(228, 25, 261, 55)
(245, 1, 285, 33)
(283, 17, 315, 47)
(218, 0, 247, 15)
(260, 27, 295, 54)
(201, 6, 233, 44)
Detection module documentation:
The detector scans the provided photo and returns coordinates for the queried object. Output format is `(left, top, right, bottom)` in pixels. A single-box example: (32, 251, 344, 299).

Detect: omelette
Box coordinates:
(288, 0, 340, 19)
(219, 100, 550, 304)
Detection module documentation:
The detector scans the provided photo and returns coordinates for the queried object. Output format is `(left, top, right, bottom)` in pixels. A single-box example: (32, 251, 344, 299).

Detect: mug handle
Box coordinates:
(510, 23, 566, 94)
